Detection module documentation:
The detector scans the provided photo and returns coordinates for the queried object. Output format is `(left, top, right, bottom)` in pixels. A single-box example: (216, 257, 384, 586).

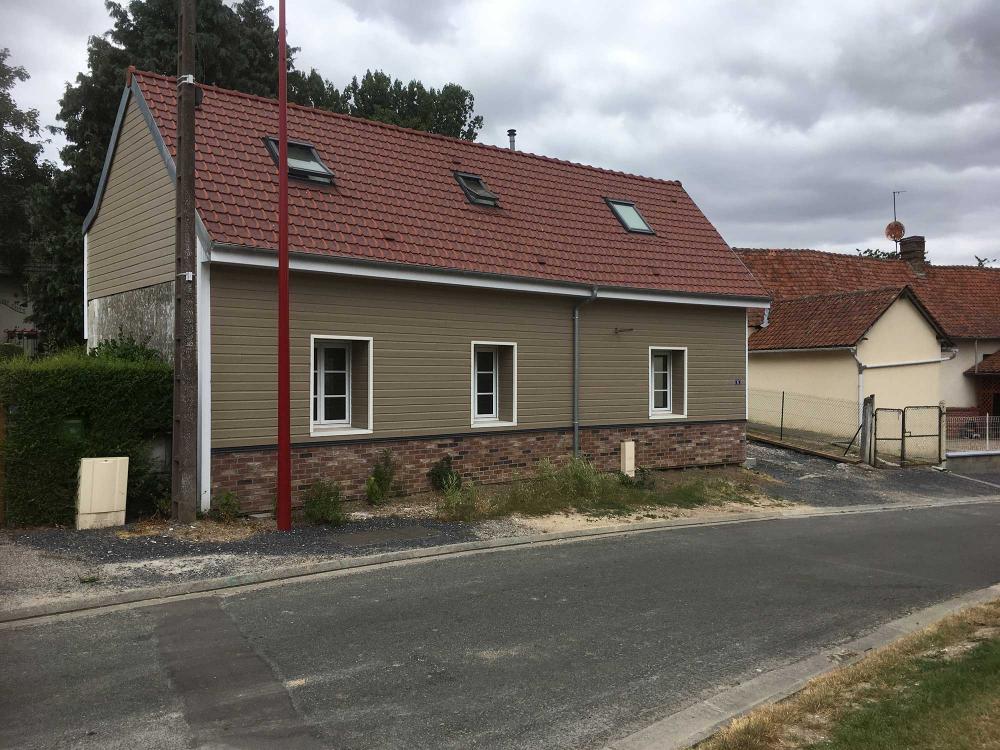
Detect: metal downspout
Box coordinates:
(573, 287, 599, 457)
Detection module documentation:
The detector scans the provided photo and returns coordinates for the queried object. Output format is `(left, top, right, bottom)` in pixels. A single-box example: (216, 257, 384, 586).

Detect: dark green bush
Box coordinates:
(210, 491, 241, 522)
(89, 332, 164, 363)
(365, 449, 402, 505)
(0, 343, 25, 361)
(0, 349, 172, 526)
(302, 480, 346, 525)
(428, 454, 462, 491)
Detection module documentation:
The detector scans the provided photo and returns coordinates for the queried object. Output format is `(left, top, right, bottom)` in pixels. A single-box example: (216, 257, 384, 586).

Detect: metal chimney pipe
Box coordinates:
(507, 128, 516, 150)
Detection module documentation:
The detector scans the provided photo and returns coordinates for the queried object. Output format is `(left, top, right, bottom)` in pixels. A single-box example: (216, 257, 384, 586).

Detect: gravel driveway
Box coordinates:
(749, 442, 1000, 506)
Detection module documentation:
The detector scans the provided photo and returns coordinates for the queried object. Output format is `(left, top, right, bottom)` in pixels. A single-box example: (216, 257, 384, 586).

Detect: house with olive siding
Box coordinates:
(84, 69, 769, 513)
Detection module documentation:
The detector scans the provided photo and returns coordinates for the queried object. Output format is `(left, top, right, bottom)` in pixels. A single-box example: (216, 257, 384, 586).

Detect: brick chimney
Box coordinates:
(900, 235, 927, 276)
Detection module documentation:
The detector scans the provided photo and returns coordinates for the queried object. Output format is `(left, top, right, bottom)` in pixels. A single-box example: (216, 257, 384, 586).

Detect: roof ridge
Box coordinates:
(775, 285, 905, 303)
(131, 68, 683, 188)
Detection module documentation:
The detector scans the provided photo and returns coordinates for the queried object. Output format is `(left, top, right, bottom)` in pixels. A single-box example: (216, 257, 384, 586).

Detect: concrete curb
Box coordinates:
(2, 494, 997, 626)
(606, 582, 1000, 750)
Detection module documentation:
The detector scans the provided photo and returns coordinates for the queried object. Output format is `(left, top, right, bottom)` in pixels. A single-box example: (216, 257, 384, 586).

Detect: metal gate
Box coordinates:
(874, 406, 942, 467)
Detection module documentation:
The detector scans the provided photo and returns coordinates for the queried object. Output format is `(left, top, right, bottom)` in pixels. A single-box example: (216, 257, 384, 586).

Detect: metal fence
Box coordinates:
(945, 414, 1000, 455)
(874, 405, 942, 466)
(748, 388, 863, 459)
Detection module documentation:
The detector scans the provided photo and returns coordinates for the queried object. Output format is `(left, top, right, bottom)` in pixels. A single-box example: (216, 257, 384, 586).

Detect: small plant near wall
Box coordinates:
(365, 449, 403, 505)
(437, 475, 481, 521)
(210, 491, 241, 522)
(302, 480, 346, 525)
(428, 455, 462, 491)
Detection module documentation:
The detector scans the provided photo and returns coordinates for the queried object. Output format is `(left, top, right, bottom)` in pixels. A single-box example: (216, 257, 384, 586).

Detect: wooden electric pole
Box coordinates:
(172, 0, 199, 522)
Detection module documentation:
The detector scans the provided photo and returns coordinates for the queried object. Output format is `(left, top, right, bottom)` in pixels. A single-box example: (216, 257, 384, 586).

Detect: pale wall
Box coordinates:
(941, 338, 1000, 409)
(748, 350, 858, 403)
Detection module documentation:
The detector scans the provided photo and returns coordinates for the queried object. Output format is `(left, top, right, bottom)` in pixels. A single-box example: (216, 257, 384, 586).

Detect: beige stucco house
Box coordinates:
(82, 69, 769, 513)
(738, 242, 1000, 417)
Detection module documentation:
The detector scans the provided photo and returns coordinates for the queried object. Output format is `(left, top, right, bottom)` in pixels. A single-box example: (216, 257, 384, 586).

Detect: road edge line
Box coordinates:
(605, 582, 1000, 750)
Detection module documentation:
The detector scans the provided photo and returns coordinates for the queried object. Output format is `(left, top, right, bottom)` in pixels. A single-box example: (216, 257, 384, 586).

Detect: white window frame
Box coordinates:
(648, 346, 687, 419)
(309, 335, 374, 437)
(470, 340, 517, 427)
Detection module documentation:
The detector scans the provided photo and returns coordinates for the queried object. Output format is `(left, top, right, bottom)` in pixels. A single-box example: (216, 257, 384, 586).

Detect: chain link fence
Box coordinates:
(748, 388, 863, 459)
(945, 414, 1000, 455)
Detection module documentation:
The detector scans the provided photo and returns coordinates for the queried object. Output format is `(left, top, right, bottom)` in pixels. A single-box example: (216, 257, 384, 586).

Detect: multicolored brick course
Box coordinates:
(212, 421, 746, 513)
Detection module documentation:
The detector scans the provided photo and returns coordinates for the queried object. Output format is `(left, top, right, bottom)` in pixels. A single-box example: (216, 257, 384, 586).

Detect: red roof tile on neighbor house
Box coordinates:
(966, 350, 1000, 375)
(749, 287, 908, 351)
(736, 248, 1000, 339)
(130, 70, 766, 300)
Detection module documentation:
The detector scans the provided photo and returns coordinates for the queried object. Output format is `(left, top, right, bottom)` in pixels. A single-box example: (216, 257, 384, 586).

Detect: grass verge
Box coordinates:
(696, 598, 1000, 750)
(436, 458, 771, 522)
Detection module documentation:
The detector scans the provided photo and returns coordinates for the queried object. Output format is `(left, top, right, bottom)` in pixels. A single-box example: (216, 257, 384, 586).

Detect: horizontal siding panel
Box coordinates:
(211, 267, 746, 448)
(87, 97, 175, 300)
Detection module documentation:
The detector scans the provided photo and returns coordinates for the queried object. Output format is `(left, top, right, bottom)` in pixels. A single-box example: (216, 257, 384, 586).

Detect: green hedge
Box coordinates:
(0, 350, 172, 526)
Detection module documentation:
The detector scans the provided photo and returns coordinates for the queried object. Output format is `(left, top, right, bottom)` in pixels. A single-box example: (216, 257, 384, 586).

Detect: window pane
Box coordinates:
(325, 371, 347, 397)
(476, 372, 494, 394)
(654, 390, 669, 410)
(476, 350, 495, 372)
(325, 347, 347, 371)
(654, 370, 669, 391)
(476, 394, 495, 416)
(287, 144, 325, 173)
(653, 353, 669, 373)
(325, 396, 347, 421)
(611, 202, 652, 232)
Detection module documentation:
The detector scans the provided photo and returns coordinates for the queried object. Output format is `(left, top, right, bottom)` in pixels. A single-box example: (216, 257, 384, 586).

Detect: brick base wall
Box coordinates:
(212, 421, 747, 513)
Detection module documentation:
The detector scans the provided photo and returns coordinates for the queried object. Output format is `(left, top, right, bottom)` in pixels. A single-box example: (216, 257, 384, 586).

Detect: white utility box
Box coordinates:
(77, 457, 129, 530)
(620, 440, 636, 477)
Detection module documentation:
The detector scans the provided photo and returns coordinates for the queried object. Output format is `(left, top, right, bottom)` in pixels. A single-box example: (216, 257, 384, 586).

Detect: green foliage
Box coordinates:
(975, 255, 997, 268)
(428, 455, 462, 492)
(365, 449, 402, 505)
(89, 331, 163, 362)
(210, 491, 240, 522)
(302, 480, 345, 525)
(0, 344, 24, 361)
(0, 349, 172, 525)
(855, 247, 900, 259)
(436, 475, 481, 522)
(435, 459, 761, 521)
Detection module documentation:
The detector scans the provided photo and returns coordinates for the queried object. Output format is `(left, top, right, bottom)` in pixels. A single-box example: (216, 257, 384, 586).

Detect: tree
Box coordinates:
(29, 0, 485, 345)
(0, 49, 51, 281)
(975, 255, 997, 268)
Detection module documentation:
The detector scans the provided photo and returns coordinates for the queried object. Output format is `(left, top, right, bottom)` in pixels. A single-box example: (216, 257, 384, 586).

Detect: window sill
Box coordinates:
(648, 412, 687, 420)
(309, 425, 373, 437)
(470, 419, 517, 429)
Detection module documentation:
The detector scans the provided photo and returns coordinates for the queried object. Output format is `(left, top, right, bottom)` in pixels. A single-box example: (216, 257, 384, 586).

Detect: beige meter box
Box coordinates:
(620, 440, 636, 477)
(77, 457, 129, 530)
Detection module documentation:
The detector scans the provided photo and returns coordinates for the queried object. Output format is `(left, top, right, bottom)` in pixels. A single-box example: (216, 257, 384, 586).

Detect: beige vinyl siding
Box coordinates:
(580, 302, 745, 423)
(87, 97, 175, 299)
(211, 266, 747, 448)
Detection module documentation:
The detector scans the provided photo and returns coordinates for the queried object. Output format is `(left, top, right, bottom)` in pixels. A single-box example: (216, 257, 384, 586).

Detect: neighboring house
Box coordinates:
(745, 286, 948, 415)
(83, 69, 768, 512)
(0, 267, 37, 355)
(737, 239, 1000, 416)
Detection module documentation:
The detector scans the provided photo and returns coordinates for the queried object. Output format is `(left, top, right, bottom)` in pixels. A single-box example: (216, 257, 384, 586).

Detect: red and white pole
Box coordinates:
(276, 0, 292, 531)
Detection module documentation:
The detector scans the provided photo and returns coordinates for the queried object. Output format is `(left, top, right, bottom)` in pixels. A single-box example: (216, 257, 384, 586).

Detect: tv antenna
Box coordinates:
(885, 190, 906, 249)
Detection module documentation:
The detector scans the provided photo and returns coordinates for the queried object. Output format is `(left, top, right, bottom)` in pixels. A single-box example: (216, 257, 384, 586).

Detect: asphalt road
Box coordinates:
(3, 502, 1000, 750)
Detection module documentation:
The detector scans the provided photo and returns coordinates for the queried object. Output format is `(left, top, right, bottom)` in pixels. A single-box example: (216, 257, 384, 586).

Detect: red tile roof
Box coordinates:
(736, 248, 1000, 339)
(749, 287, 908, 351)
(966, 350, 1000, 375)
(130, 70, 766, 300)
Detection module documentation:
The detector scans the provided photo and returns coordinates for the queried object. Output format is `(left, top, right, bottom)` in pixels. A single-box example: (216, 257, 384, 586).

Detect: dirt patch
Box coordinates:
(117, 517, 268, 543)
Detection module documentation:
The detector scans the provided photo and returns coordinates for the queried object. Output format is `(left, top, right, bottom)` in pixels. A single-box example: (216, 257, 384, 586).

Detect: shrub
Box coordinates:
(0, 343, 25, 361)
(302, 480, 346, 525)
(436, 475, 481, 521)
(428, 455, 461, 492)
(0, 349, 172, 526)
(210, 491, 241, 522)
(89, 331, 163, 363)
(365, 449, 402, 505)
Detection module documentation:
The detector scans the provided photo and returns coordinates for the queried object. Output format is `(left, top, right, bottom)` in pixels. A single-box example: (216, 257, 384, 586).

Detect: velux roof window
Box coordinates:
(264, 137, 334, 184)
(606, 198, 654, 234)
(455, 172, 499, 206)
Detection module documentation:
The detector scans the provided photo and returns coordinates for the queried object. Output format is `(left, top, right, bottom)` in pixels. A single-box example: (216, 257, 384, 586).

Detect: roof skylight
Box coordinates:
(606, 198, 654, 234)
(264, 137, 334, 184)
(454, 172, 499, 206)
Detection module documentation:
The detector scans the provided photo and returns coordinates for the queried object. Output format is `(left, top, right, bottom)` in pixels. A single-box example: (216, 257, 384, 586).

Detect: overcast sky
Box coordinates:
(8, 0, 999, 264)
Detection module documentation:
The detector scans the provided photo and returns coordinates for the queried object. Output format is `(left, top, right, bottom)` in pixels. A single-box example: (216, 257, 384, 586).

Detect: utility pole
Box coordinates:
(275, 0, 292, 531)
(172, 0, 199, 522)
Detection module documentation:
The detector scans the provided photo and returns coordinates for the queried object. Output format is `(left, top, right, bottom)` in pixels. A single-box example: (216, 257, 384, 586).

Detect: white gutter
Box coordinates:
(210, 245, 771, 310)
(862, 352, 957, 370)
